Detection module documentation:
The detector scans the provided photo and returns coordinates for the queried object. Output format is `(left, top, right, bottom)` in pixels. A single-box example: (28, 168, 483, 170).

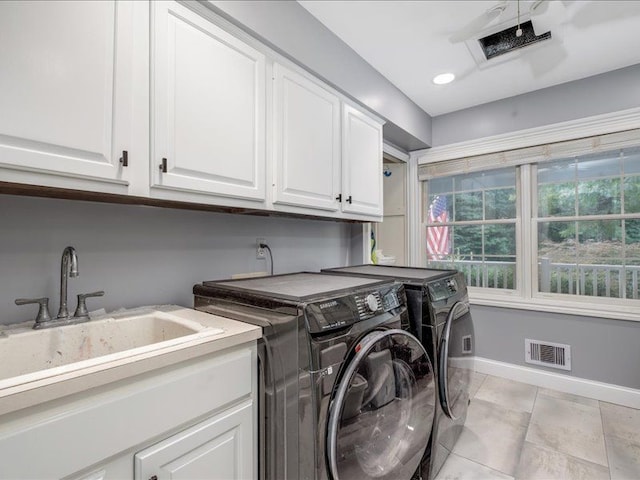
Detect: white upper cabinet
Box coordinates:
(0, 0, 134, 189)
(151, 1, 266, 202)
(272, 64, 340, 211)
(341, 104, 384, 217)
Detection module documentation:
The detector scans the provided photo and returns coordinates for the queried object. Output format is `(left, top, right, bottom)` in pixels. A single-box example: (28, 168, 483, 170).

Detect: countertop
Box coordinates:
(0, 305, 261, 417)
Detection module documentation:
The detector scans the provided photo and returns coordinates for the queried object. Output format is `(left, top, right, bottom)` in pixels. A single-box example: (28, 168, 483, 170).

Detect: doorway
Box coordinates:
(374, 156, 407, 265)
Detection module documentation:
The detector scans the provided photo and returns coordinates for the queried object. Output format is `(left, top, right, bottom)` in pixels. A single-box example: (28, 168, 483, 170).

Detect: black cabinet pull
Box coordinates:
(346, 195, 352, 204)
(160, 158, 167, 173)
(119, 150, 128, 167)
(335, 194, 342, 202)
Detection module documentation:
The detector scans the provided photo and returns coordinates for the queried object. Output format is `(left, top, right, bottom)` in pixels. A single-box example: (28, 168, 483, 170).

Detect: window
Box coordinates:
(419, 128, 640, 319)
(424, 168, 517, 290)
(537, 147, 640, 299)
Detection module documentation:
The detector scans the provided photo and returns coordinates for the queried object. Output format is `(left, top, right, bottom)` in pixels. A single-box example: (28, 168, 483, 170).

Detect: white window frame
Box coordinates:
(412, 107, 640, 322)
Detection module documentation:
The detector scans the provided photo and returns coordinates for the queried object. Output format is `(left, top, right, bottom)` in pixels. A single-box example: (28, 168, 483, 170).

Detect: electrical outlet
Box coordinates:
(256, 238, 266, 259)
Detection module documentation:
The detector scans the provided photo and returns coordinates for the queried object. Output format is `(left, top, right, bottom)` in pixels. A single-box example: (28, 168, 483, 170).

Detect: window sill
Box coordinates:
(469, 292, 640, 322)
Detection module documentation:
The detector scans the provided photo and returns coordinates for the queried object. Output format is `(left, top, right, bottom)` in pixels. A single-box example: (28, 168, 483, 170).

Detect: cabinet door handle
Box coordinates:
(335, 194, 342, 202)
(119, 150, 128, 167)
(346, 195, 352, 204)
(160, 158, 167, 173)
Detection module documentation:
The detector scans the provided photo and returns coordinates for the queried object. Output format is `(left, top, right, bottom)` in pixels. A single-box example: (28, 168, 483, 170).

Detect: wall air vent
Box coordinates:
(525, 339, 571, 371)
(462, 335, 473, 354)
(479, 20, 551, 60)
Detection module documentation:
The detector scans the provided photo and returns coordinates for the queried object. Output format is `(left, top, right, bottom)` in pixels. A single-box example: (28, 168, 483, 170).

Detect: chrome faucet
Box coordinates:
(15, 246, 104, 329)
(57, 246, 79, 319)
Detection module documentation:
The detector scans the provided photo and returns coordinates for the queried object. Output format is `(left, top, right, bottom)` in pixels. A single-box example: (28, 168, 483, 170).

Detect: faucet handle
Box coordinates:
(15, 297, 52, 326)
(74, 291, 105, 319)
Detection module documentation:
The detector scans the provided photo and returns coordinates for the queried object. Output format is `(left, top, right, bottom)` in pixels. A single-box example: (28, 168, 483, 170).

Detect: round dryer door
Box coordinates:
(326, 329, 435, 480)
(438, 301, 474, 420)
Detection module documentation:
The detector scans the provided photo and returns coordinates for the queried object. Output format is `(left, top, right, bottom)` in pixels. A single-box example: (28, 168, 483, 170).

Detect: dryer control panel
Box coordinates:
(428, 276, 462, 302)
(305, 285, 405, 334)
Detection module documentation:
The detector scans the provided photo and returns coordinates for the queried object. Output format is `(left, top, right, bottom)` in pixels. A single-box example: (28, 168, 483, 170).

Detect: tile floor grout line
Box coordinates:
(599, 400, 613, 480)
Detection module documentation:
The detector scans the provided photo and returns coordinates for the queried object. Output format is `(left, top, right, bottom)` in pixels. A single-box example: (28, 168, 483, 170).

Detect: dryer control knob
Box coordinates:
(365, 294, 379, 312)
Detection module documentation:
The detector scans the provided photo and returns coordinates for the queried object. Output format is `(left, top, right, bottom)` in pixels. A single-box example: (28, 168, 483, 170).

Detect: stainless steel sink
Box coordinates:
(0, 311, 223, 381)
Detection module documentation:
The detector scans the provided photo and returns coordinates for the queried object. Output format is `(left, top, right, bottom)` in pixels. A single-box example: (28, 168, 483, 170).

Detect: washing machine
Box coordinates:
(193, 272, 436, 480)
(322, 265, 475, 480)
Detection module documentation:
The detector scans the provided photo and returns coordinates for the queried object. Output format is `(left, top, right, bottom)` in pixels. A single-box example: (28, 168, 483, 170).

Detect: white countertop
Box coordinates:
(0, 305, 261, 417)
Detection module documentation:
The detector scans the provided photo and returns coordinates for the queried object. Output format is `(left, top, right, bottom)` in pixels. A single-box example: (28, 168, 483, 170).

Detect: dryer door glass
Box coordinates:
(326, 329, 435, 480)
(438, 301, 474, 420)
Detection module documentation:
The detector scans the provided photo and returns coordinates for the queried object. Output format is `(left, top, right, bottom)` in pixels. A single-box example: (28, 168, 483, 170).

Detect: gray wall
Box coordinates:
(473, 306, 640, 389)
(431, 64, 640, 390)
(205, 0, 432, 150)
(432, 63, 640, 146)
(0, 195, 352, 326)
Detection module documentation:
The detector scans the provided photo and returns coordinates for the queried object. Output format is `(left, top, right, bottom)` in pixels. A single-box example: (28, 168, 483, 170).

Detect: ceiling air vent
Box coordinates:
(479, 20, 551, 60)
(525, 339, 571, 371)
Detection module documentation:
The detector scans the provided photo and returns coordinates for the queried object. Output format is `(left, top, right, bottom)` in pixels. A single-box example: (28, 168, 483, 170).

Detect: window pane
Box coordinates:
(577, 178, 621, 216)
(485, 188, 516, 219)
(454, 192, 482, 221)
(538, 183, 575, 217)
(625, 220, 640, 299)
(627, 219, 640, 245)
(538, 158, 575, 184)
(624, 176, 640, 213)
(577, 220, 623, 297)
(623, 147, 640, 174)
(429, 177, 453, 195)
(538, 221, 578, 293)
(452, 225, 482, 258)
(577, 154, 621, 180)
(485, 224, 516, 259)
(578, 220, 622, 248)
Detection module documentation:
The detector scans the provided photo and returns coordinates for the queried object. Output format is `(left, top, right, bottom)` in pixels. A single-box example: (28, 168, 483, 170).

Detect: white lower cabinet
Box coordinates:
(135, 402, 253, 480)
(0, 344, 257, 480)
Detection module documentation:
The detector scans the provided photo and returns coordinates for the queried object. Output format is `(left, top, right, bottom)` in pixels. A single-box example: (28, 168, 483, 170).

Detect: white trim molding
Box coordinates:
(383, 142, 410, 163)
(414, 106, 640, 164)
(407, 156, 421, 266)
(475, 356, 640, 409)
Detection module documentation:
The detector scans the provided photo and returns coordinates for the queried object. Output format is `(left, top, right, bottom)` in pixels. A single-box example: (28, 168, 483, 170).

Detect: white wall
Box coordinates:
(0, 194, 352, 326)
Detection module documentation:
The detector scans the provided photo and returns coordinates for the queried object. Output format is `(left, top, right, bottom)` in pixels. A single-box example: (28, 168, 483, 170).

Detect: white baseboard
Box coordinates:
(474, 356, 640, 410)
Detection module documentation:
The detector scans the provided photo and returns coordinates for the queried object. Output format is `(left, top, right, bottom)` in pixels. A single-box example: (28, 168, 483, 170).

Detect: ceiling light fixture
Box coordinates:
(433, 73, 455, 85)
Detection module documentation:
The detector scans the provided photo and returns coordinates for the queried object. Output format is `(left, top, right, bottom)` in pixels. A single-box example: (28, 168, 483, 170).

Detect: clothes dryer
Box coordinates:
(194, 272, 436, 480)
(322, 265, 475, 480)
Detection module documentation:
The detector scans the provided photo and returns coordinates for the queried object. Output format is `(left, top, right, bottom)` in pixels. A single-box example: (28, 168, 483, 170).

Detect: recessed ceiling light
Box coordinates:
(433, 73, 455, 85)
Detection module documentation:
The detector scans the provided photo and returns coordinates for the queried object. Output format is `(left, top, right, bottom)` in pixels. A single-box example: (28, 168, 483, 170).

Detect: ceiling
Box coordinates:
(298, 1, 640, 116)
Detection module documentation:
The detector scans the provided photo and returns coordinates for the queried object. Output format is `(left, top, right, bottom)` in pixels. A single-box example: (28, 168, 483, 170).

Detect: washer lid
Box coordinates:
(326, 329, 435, 480)
(324, 265, 456, 285)
(204, 272, 390, 302)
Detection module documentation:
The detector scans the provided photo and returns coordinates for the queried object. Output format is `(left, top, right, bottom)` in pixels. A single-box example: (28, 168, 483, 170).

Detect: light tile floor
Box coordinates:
(435, 374, 640, 480)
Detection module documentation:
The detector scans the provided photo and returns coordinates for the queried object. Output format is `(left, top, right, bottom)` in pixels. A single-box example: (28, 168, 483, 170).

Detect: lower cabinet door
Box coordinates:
(134, 401, 254, 480)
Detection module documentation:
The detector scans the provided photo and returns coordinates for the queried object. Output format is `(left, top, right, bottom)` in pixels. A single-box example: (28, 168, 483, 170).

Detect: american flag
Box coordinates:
(427, 195, 450, 260)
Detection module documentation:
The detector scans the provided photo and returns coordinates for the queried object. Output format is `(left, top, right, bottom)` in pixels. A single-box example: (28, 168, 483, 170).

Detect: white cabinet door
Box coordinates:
(341, 104, 383, 217)
(135, 402, 254, 480)
(273, 64, 340, 211)
(0, 1, 133, 186)
(152, 1, 266, 202)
